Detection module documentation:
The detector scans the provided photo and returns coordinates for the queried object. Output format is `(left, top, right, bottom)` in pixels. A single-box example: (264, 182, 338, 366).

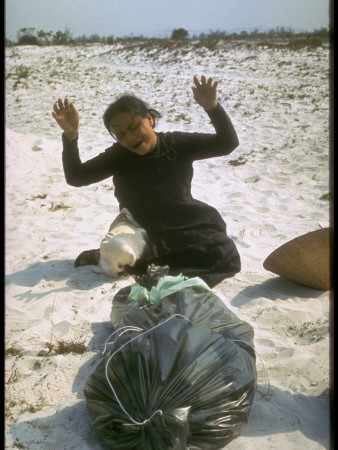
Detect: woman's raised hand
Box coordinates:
(192, 75, 218, 111)
(52, 98, 79, 141)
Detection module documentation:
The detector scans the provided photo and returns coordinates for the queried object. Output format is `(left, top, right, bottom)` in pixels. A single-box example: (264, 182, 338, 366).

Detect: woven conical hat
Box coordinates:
(263, 227, 333, 290)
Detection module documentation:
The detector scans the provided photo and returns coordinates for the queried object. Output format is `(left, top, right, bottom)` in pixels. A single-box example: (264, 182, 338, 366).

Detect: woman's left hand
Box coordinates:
(192, 75, 218, 111)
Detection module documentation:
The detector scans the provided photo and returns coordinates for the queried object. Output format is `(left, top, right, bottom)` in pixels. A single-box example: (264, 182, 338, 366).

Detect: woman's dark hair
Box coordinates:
(103, 94, 162, 137)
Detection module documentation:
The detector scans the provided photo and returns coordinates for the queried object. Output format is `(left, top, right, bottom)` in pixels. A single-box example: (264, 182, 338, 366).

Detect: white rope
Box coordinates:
(104, 314, 191, 426)
(103, 316, 265, 426)
(102, 326, 144, 355)
(230, 338, 270, 399)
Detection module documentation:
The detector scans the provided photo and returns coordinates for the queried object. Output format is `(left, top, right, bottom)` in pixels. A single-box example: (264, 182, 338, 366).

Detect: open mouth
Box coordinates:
(131, 140, 143, 149)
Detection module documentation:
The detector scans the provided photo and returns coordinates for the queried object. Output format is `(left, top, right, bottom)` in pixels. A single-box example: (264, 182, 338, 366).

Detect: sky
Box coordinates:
(5, 0, 331, 41)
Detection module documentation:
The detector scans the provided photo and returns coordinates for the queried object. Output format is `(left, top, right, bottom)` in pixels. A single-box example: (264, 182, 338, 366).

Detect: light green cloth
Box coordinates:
(128, 274, 213, 305)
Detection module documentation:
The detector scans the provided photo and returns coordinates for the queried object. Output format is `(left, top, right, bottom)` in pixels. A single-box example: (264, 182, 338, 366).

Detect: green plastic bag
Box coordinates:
(128, 273, 213, 305)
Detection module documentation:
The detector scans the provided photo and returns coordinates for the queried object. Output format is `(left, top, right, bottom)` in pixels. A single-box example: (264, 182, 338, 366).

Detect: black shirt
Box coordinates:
(61, 103, 241, 286)
(62, 103, 238, 230)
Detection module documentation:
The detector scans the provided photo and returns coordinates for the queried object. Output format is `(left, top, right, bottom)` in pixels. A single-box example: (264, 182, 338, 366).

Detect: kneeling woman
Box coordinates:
(52, 75, 241, 288)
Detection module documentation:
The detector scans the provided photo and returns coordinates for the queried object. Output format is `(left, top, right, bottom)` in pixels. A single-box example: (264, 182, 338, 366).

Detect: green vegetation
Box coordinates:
(37, 338, 87, 356)
(5, 26, 330, 48)
(171, 28, 189, 40)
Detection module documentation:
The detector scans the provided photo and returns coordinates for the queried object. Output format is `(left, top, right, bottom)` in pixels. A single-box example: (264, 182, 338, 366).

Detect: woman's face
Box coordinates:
(109, 111, 157, 155)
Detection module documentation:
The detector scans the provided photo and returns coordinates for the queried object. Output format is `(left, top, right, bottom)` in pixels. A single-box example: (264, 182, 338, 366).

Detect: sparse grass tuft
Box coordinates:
(37, 339, 87, 356)
(228, 157, 248, 166)
(5, 393, 46, 420)
(16, 64, 32, 78)
(6, 64, 32, 80)
(7, 367, 20, 384)
(55, 339, 87, 354)
(26, 193, 48, 201)
(49, 202, 72, 211)
(320, 193, 331, 201)
(5, 346, 24, 358)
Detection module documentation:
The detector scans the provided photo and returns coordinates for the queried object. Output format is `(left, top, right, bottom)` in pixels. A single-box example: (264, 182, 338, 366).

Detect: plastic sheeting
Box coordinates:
(128, 273, 213, 305)
(85, 267, 257, 449)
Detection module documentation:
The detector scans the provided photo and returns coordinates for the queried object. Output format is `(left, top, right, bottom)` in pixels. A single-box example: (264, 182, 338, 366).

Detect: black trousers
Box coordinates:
(132, 226, 241, 288)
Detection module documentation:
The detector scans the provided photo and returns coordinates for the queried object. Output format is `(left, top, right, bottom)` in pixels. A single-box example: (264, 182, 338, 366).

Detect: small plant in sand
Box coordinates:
(26, 193, 48, 201)
(7, 366, 21, 384)
(6, 63, 32, 81)
(199, 37, 218, 51)
(6, 63, 32, 85)
(5, 346, 24, 358)
(6, 59, 33, 91)
(320, 193, 330, 201)
(49, 201, 72, 211)
(228, 156, 248, 166)
(36, 296, 87, 357)
(16, 64, 32, 79)
(238, 226, 246, 240)
(37, 338, 87, 356)
(102, 183, 114, 190)
(5, 392, 46, 421)
(175, 112, 191, 123)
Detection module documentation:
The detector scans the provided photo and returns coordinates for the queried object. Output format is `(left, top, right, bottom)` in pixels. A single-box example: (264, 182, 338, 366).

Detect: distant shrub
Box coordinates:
(287, 36, 328, 49)
(106, 35, 115, 45)
(266, 26, 295, 38)
(17, 28, 40, 45)
(15, 26, 73, 45)
(171, 28, 189, 40)
(307, 36, 326, 47)
(200, 38, 218, 51)
(72, 33, 103, 44)
(17, 35, 39, 45)
(9, 26, 329, 47)
(312, 27, 330, 38)
(37, 30, 54, 45)
(88, 33, 103, 43)
(196, 30, 229, 41)
(53, 28, 72, 45)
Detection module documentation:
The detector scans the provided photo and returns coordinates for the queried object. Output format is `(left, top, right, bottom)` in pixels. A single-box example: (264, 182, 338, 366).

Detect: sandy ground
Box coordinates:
(5, 40, 332, 449)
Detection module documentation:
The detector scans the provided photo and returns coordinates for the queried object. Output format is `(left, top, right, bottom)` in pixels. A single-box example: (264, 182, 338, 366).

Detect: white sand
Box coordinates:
(5, 41, 331, 449)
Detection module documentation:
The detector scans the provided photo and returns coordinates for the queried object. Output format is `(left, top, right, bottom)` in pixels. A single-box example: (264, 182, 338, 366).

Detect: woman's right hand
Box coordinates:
(52, 98, 79, 141)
